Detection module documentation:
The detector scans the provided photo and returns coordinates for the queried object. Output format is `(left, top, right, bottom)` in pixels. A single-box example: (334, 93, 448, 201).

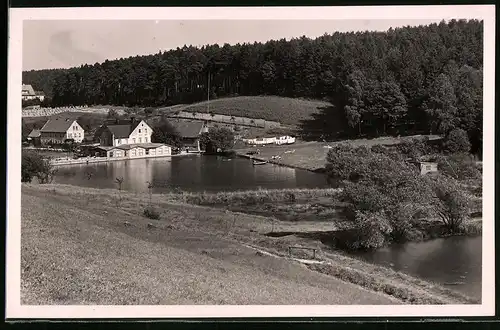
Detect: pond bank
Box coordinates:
(49, 152, 197, 166)
(236, 151, 325, 172)
(21, 183, 478, 304)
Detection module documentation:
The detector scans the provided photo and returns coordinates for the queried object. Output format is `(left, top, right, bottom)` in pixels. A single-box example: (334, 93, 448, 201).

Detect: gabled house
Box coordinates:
(169, 119, 209, 152)
(98, 118, 153, 147)
(22, 84, 45, 101)
(40, 118, 85, 144)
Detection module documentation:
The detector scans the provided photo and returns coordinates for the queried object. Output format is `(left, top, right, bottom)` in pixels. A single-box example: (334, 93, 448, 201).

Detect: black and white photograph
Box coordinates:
(6, 5, 495, 319)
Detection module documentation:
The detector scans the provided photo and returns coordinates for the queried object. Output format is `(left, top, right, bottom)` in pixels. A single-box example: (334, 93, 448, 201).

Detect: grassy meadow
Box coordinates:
(158, 96, 332, 127)
(21, 183, 479, 305)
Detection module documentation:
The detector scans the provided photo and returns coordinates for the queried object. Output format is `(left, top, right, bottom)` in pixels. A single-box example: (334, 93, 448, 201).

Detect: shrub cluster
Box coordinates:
(143, 206, 161, 220)
(326, 145, 474, 249)
(22, 151, 57, 183)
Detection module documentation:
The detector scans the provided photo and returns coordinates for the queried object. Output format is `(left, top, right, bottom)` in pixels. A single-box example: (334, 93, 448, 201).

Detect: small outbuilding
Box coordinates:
(27, 129, 41, 147)
(411, 160, 439, 175)
(276, 135, 296, 145)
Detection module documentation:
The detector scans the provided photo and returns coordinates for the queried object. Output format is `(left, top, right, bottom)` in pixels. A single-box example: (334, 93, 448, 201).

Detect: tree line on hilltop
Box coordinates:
(23, 19, 483, 153)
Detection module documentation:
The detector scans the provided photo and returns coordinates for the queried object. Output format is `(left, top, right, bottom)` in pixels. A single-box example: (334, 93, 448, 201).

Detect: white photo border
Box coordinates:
(7, 5, 496, 319)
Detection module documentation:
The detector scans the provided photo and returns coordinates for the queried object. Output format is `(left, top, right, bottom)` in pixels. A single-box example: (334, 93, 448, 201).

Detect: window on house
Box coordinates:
(139, 129, 141, 133)
(133, 138, 136, 143)
(144, 137, 148, 143)
(139, 137, 142, 143)
(426, 165, 431, 171)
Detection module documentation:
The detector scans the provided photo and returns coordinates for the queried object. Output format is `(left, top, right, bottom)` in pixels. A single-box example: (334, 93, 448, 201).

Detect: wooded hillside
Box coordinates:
(23, 19, 483, 151)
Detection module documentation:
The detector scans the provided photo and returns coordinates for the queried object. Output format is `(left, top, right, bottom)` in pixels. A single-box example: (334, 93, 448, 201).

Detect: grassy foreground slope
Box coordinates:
(21, 184, 477, 305)
(161, 96, 331, 126)
(21, 184, 398, 305)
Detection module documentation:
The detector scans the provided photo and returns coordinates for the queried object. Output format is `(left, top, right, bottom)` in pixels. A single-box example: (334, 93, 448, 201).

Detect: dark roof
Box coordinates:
(40, 118, 80, 133)
(107, 125, 133, 139)
(102, 120, 142, 138)
(28, 129, 41, 138)
(35, 91, 45, 96)
(170, 120, 205, 138)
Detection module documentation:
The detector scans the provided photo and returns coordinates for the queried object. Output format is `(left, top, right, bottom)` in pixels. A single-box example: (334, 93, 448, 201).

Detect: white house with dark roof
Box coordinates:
(98, 119, 153, 147)
(40, 118, 85, 144)
(22, 84, 45, 102)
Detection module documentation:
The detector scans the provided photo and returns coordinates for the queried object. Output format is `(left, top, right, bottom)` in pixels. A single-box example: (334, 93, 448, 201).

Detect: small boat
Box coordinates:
(253, 160, 267, 166)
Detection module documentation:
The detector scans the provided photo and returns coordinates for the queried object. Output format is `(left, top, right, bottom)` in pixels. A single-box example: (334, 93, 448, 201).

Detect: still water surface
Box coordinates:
(351, 236, 482, 301)
(53, 155, 329, 193)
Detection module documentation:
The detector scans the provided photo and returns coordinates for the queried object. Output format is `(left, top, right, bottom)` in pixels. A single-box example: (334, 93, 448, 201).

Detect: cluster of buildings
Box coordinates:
(26, 117, 209, 161)
(22, 84, 45, 102)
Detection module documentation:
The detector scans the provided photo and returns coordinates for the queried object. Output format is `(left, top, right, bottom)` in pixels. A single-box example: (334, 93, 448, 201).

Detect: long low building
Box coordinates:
(96, 143, 172, 159)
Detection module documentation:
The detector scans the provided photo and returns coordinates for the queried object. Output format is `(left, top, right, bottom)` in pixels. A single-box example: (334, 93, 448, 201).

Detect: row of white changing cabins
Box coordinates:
(243, 135, 296, 146)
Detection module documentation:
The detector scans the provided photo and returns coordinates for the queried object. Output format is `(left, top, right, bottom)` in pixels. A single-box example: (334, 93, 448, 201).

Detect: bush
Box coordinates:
(350, 211, 392, 249)
(396, 138, 431, 160)
(22, 151, 57, 183)
(332, 145, 437, 248)
(285, 192, 296, 203)
(436, 153, 481, 180)
(430, 175, 470, 232)
(443, 128, 471, 154)
(200, 127, 235, 153)
(143, 206, 161, 220)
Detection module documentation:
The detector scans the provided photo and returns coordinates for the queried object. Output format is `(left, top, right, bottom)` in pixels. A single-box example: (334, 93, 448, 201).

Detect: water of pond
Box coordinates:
(351, 235, 482, 301)
(53, 155, 330, 193)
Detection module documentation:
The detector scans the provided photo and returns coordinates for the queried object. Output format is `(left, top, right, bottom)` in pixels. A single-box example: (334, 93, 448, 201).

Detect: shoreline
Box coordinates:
(20, 183, 480, 305)
(235, 151, 324, 172)
(48, 152, 199, 166)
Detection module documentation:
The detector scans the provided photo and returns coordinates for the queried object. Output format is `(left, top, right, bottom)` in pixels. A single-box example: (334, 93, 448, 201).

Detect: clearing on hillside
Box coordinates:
(159, 96, 332, 126)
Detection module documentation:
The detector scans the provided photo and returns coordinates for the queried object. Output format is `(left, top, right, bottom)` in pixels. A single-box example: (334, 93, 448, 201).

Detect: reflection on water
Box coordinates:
(351, 236, 482, 300)
(53, 155, 329, 193)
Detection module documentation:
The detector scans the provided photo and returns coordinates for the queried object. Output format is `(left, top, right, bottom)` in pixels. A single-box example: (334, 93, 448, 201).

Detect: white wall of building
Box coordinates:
(66, 121, 85, 143)
(276, 136, 296, 145)
(127, 120, 153, 145)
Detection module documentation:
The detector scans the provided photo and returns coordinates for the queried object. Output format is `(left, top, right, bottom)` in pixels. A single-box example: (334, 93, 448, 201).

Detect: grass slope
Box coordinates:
(21, 184, 477, 305)
(21, 184, 398, 305)
(160, 96, 331, 126)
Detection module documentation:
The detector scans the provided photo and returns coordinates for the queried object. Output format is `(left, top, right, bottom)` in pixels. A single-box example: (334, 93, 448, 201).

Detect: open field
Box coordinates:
(158, 96, 332, 127)
(21, 183, 478, 305)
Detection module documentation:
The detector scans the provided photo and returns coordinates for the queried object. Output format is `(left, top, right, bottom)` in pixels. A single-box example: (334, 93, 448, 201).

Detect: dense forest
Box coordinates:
(23, 19, 483, 152)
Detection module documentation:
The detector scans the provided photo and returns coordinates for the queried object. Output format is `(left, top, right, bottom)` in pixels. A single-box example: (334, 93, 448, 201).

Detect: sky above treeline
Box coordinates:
(23, 19, 442, 71)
